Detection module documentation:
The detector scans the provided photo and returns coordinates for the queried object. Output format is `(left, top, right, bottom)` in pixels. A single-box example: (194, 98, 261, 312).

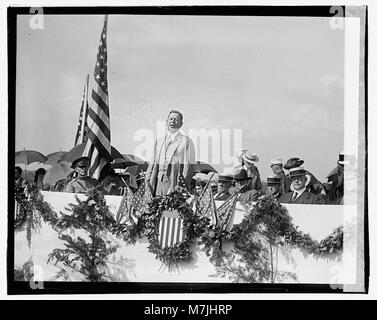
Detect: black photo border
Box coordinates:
(7, 5, 368, 295)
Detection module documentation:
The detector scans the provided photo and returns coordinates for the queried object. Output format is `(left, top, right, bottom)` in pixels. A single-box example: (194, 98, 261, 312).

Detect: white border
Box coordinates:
(1, 0, 375, 300)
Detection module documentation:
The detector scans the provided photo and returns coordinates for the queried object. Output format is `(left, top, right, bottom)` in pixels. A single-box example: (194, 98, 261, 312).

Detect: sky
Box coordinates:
(15, 14, 345, 181)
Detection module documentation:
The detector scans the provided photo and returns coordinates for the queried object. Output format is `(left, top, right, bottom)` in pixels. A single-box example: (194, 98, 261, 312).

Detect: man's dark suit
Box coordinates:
(279, 190, 321, 204)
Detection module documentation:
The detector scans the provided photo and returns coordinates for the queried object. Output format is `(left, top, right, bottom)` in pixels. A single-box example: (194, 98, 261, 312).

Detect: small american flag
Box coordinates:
(195, 179, 218, 226)
(115, 185, 135, 226)
(131, 179, 152, 217)
(177, 174, 187, 191)
(216, 193, 238, 231)
(158, 209, 185, 249)
(74, 75, 89, 146)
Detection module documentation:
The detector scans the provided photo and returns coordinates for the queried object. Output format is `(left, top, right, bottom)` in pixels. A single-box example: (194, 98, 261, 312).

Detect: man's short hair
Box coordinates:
(15, 166, 22, 174)
(167, 110, 183, 122)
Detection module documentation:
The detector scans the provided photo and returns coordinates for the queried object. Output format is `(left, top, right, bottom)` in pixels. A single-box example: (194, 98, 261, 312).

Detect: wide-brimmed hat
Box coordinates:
(233, 169, 251, 181)
(71, 156, 89, 169)
(284, 157, 304, 170)
(337, 151, 351, 165)
(288, 166, 307, 178)
(270, 158, 283, 167)
(218, 173, 234, 182)
(242, 151, 259, 164)
(267, 175, 281, 186)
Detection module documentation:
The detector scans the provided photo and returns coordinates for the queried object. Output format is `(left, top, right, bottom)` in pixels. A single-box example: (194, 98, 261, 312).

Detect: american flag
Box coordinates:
(177, 174, 188, 191)
(83, 15, 112, 179)
(131, 179, 153, 217)
(195, 179, 218, 226)
(216, 193, 238, 231)
(74, 74, 89, 146)
(158, 209, 185, 249)
(115, 185, 135, 226)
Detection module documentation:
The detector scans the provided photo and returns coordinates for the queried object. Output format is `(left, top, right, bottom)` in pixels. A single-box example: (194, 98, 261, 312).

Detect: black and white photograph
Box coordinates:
(6, 4, 369, 297)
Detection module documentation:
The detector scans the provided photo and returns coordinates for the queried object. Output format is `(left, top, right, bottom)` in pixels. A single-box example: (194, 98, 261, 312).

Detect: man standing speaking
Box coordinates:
(146, 110, 196, 197)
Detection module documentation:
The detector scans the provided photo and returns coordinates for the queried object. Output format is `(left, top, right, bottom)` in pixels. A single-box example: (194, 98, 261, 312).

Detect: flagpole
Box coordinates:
(80, 74, 89, 144)
(197, 172, 215, 202)
(216, 184, 246, 212)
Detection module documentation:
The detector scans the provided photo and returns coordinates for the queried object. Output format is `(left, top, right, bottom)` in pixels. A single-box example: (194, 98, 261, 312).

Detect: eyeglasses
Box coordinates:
(77, 165, 87, 169)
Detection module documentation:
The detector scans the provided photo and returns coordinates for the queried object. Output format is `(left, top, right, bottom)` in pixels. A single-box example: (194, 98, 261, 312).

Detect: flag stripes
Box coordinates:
(116, 185, 134, 225)
(83, 15, 111, 179)
(158, 211, 185, 249)
(74, 75, 89, 146)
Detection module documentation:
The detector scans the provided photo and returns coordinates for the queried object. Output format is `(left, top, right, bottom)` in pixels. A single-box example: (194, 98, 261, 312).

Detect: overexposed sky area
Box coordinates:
(15, 14, 345, 181)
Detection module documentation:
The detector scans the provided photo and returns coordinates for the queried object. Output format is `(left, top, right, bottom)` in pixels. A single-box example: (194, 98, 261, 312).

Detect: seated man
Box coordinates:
(100, 169, 125, 196)
(233, 169, 259, 203)
(65, 156, 99, 194)
(269, 158, 288, 194)
(283, 158, 325, 195)
(266, 175, 283, 201)
(214, 174, 233, 201)
(279, 167, 321, 204)
(15, 166, 28, 193)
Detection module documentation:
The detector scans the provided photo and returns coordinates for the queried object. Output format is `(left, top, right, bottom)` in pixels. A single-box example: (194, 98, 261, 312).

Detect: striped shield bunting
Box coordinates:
(158, 209, 185, 249)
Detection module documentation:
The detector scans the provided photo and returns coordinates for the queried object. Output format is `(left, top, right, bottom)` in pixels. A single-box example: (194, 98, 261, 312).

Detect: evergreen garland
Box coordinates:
(211, 195, 343, 283)
(48, 188, 120, 282)
(140, 190, 209, 266)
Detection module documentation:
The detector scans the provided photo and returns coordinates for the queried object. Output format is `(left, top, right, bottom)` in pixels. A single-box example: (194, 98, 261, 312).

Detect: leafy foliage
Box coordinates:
(14, 258, 34, 281)
(141, 190, 209, 267)
(211, 195, 343, 283)
(14, 189, 58, 248)
(47, 188, 120, 282)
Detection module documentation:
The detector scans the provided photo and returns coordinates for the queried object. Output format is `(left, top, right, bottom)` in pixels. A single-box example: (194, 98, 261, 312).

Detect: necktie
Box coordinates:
(292, 192, 298, 202)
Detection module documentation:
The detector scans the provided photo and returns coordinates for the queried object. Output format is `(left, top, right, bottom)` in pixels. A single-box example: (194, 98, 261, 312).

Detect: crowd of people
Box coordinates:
(14, 150, 345, 207)
(204, 150, 345, 205)
(14, 110, 346, 206)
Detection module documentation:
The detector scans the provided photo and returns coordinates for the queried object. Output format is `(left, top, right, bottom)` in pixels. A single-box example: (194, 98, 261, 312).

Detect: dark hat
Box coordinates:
(283, 157, 304, 170)
(233, 169, 251, 181)
(337, 151, 350, 165)
(218, 173, 233, 182)
(71, 156, 89, 169)
(35, 168, 46, 176)
(267, 175, 281, 186)
(288, 167, 307, 178)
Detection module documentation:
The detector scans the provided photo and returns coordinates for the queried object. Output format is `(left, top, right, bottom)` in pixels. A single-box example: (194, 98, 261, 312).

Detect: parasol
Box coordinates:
(61, 143, 123, 163)
(43, 161, 73, 187)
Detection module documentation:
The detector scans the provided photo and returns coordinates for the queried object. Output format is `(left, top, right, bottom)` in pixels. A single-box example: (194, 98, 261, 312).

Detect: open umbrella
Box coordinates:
(43, 161, 73, 187)
(15, 150, 49, 184)
(195, 161, 218, 174)
(46, 151, 68, 165)
(15, 149, 48, 164)
(122, 154, 146, 164)
(111, 157, 138, 169)
(61, 143, 123, 163)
